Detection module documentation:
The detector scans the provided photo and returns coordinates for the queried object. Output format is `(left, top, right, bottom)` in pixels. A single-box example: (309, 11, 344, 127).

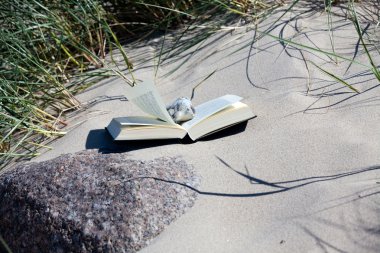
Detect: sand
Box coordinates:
(33, 3, 379, 253)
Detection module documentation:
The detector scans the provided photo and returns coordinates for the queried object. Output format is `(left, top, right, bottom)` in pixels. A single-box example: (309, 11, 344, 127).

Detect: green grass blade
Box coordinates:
(191, 68, 217, 100)
(349, 2, 380, 82)
(0, 234, 12, 253)
(310, 61, 360, 93)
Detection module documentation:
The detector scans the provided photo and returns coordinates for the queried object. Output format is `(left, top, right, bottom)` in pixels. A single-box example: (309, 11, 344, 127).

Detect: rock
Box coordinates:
(0, 150, 200, 253)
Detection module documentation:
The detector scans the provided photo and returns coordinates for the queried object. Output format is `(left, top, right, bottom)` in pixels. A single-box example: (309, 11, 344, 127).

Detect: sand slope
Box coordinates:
(35, 3, 379, 253)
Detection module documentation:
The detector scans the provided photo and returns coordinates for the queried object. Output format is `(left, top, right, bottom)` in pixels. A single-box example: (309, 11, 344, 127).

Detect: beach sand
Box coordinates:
(34, 3, 380, 253)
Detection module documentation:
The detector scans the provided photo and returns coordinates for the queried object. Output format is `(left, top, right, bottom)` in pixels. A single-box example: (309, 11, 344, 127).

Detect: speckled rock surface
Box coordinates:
(0, 150, 200, 253)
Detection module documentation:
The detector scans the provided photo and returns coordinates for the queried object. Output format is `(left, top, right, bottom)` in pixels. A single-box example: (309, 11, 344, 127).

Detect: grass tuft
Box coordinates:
(0, 0, 131, 168)
(1, 0, 379, 169)
(0, 0, 283, 169)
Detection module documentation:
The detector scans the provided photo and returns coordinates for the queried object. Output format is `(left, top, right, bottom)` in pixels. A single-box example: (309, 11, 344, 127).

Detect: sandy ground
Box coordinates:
(34, 3, 379, 253)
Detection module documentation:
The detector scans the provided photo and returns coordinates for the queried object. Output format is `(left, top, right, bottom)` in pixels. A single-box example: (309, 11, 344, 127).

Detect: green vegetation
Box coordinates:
(1, 0, 379, 169)
(0, 0, 121, 168)
(0, 0, 278, 169)
(0, 234, 12, 253)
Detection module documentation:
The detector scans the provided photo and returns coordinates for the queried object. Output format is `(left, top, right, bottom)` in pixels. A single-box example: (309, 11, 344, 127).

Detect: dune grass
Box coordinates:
(0, 0, 148, 168)
(0, 0, 280, 169)
(1, 0, 379, 170)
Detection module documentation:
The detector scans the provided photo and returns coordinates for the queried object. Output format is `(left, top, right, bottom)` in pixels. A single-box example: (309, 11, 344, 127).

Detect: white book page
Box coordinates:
(115, 116, 179, 127)
(181, 94, 242, 130)
(186, 101, 254, 140)
(124, 79, 175, 124)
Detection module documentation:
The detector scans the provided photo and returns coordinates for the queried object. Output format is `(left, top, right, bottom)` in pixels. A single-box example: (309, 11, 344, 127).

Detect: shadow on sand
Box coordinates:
(86, 124, 379, 199)
(85, 120, 248, 153)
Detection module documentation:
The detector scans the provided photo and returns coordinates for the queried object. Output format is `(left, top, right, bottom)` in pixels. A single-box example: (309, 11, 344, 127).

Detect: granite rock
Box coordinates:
(0, 150, 200, 253)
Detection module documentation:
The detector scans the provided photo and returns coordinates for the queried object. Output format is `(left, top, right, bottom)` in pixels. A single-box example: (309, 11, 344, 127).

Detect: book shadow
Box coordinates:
(197, 120, 248, 142)
(85, 121, 248, 153)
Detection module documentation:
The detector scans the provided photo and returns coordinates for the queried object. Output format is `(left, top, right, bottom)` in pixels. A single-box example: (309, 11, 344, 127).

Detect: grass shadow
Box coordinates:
(114, 154, 380, 198)
(299, 187, 380, 253)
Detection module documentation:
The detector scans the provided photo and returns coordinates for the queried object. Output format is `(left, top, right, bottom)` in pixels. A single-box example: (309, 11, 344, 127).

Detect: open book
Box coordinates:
(106, 80, 255, 141)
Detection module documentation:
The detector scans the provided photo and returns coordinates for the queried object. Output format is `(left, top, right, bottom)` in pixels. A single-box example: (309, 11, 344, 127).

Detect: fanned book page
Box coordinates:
(124, 80, 175, 124)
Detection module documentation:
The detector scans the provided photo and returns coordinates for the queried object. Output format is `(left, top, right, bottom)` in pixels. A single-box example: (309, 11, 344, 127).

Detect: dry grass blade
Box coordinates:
(325, 0, 338, 64)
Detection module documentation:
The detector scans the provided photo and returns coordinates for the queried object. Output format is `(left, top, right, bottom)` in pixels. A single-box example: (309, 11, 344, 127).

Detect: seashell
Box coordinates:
(166, 97, 195, 123)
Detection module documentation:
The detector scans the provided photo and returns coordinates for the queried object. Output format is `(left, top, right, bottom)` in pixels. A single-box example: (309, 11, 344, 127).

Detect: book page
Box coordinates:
(107, 117, 187, 140)
(186, 101, 255, 140)
(124, 79, 175, 124)
(116, 116, 180, 127)
(181, 94, 243, 130)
